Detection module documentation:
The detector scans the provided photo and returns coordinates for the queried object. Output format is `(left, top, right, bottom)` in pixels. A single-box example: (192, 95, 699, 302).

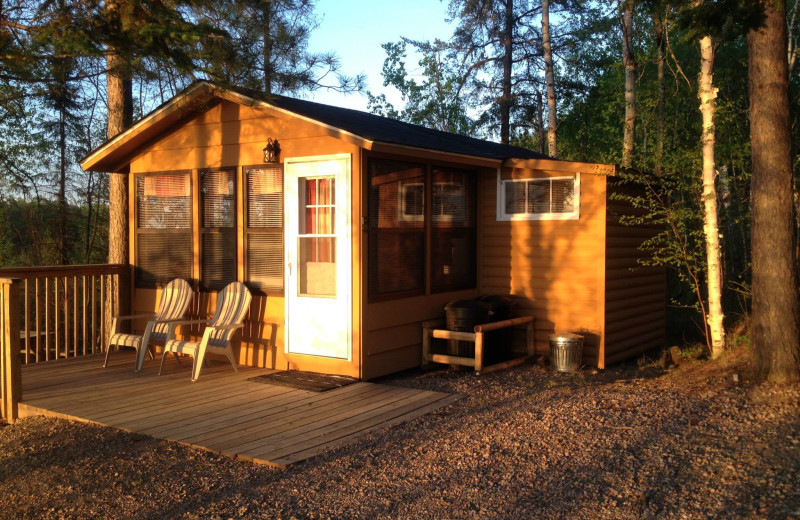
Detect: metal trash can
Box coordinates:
(549, 333, 584, 373)
(444, 299, 491, 359)
(480, 294, 516, 364)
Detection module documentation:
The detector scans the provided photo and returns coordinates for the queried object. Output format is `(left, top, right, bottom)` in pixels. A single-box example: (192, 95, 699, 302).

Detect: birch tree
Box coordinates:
(621, 0, 636, 167)
(698, 34, 725, 357)
(542, 0, 557, 156)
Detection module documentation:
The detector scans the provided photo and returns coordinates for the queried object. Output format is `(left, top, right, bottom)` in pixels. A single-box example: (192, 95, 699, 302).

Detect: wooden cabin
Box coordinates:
(80, 81, 665, 379)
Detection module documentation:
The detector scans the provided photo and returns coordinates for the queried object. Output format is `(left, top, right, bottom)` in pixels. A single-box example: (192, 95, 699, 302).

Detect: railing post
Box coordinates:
(1, 278, 22, 424)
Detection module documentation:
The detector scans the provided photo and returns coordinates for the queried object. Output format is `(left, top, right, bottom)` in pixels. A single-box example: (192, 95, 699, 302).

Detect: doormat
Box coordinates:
(247, 371, 358, 392)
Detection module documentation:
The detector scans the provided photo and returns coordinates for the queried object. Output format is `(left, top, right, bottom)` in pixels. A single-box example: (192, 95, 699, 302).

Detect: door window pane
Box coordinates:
(298, 176, 336, 297)
(299, 236, 336, 297)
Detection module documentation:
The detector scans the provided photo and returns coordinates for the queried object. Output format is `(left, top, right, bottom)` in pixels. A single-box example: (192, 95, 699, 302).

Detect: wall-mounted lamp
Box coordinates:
(263, 138, 281, 163)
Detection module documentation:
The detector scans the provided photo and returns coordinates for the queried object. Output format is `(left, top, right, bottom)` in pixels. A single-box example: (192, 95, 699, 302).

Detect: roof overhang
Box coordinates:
(368, 141, 503, 168)
(80, 81, 374, 173)
(502, 157, 616, 175)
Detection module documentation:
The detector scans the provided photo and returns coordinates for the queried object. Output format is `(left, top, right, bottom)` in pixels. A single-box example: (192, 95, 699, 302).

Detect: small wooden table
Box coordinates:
(421, 316, 535, 374)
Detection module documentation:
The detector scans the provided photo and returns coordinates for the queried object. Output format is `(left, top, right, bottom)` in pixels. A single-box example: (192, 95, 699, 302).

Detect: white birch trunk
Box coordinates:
(621, 0, 636, 168)
(698, 35, 725, 358)
(542, 0, 557, 158)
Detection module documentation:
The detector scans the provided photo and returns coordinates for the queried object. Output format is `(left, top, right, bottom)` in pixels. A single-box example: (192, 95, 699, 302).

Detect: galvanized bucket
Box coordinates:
(549, 333, 584, 373)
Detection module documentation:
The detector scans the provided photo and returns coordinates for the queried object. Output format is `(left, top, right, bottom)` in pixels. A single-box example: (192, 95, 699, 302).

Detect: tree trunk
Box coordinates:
(58, 101, 68, 265)
(748, 2, 800, 383)
(654, 11, 665, 176)
(262, 0, 273, 94)
(698, 35, 725, 358)
(542, 0, 557, 157)
(788, 0, 798, 74)
(500, 0, 513, 144)
(621, 0, 636, 168)
(536, 90, 545, 155)
(106, 50, 132, 266)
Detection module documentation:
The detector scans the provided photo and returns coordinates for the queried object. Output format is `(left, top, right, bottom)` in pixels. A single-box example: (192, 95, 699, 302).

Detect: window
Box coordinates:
(368, 159, 426, 298)
(430, 168, 476, 292)
(497, 174, 580, 221)
(245, 165, 284, 293)
(432, 181, 466, 222)
(398, 182, 424, 222)
(200, 169, 237, 290)
(368, 158, 477, 300)
(299, 176, 336, 297)
(135, 172, 192, 287)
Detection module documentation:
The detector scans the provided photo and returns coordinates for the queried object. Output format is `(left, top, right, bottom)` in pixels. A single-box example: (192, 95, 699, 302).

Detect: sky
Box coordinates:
(305, 0, 455, 112)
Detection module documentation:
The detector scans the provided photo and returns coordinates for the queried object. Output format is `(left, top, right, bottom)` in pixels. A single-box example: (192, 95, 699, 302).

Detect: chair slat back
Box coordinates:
(209, 282, 252, 342)
(153, 279, 193, 334)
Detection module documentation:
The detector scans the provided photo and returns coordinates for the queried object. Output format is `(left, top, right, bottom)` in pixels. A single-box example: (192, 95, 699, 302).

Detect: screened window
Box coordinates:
(200, 169, 236, 290)
(135, 172, 192, 287)
(498, 175, 580, 221)
(430, 168, 476, 292)
(368, 159, 426, 298)
(368, 158, 477, 300)
(245, 165, 284, 293)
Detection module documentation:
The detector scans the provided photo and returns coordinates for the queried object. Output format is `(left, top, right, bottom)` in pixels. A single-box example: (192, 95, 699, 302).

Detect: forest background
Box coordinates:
(1, 0, 798, 377)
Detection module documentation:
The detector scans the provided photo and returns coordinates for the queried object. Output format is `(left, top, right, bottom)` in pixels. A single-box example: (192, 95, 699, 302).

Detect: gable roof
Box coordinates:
(261, 90, 547, 162)
(81, 81, 554, 172)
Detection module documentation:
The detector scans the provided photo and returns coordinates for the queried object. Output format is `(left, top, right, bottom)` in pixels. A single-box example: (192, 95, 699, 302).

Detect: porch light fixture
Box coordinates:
(263, 138, 281, 163)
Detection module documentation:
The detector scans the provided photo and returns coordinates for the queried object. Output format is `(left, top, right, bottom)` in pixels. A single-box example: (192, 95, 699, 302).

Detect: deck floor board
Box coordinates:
(18, 351, 457, 467)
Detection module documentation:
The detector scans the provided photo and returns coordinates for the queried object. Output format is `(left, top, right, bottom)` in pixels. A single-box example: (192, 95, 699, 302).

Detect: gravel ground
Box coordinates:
(1, 352, 799, 520)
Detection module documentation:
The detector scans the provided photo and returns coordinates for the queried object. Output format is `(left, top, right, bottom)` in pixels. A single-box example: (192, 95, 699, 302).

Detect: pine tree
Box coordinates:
(748, 0, 800, 382)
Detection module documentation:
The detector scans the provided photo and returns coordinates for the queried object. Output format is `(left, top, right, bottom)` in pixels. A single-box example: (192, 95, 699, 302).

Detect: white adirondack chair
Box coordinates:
(159, 281, 252, 381)
(104, 278, 193, 372)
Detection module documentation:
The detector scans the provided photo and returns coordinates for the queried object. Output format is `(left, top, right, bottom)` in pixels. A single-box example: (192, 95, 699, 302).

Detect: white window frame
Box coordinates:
(432, 181, 466, 223)
(398, 181, 425, 222)
(496, 171, 580, 221)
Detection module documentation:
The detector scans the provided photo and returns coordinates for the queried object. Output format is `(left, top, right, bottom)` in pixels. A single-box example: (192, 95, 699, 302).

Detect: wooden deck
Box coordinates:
(17, 351, 458, 468)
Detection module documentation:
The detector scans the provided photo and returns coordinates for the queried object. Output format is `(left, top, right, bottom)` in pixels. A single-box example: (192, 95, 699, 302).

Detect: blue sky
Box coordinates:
(306, 0, 455, 111)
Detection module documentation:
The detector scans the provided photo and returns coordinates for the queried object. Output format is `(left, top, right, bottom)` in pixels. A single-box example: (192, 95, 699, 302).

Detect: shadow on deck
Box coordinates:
(18, 352, 458, 468)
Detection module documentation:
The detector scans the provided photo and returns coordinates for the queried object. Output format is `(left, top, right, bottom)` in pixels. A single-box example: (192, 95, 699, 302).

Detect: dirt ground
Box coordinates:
(1, 349, 799, 519)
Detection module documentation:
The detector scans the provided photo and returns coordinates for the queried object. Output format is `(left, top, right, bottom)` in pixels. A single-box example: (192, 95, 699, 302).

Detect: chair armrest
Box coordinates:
(207, 323, 245, 332)
(114, 314, 157, 322)
(155, 317, 197, 324)
(164, 318, 211, 343)
(165, 318, 211, 327)
(110, 314, 157, 337)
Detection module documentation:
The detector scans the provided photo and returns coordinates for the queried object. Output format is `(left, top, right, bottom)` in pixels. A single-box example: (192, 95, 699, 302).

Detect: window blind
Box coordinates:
(245, 166, 284, 293)
(135, 173, 192, 287)
(201, 169, 236, 290)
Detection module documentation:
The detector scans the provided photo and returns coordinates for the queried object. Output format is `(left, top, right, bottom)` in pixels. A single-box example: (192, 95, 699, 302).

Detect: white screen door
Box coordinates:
(285, 155, 351, 359)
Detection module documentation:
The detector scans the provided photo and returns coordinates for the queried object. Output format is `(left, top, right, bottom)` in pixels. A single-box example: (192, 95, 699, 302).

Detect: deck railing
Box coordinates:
(0, 264, 131, 423)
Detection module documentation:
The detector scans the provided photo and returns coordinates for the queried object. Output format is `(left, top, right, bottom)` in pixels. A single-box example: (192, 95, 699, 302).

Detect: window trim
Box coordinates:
(496, 171, 581, 221)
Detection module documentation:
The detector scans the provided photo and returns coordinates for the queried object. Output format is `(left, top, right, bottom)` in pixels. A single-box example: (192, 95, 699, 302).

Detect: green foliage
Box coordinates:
(189, 0, 364, 95)
(0, 197, 108, 267)
(367, 40, 476, 135)
(558, 9, 769, 347)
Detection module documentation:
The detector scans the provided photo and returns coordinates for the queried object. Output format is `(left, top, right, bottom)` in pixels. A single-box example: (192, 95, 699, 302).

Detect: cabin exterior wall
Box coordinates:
(479, 167, 608, 367)
(603, 180, 666, 366)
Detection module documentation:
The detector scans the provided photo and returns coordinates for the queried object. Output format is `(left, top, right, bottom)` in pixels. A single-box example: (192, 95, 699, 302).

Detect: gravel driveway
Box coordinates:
(1, 353, 799, 519)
